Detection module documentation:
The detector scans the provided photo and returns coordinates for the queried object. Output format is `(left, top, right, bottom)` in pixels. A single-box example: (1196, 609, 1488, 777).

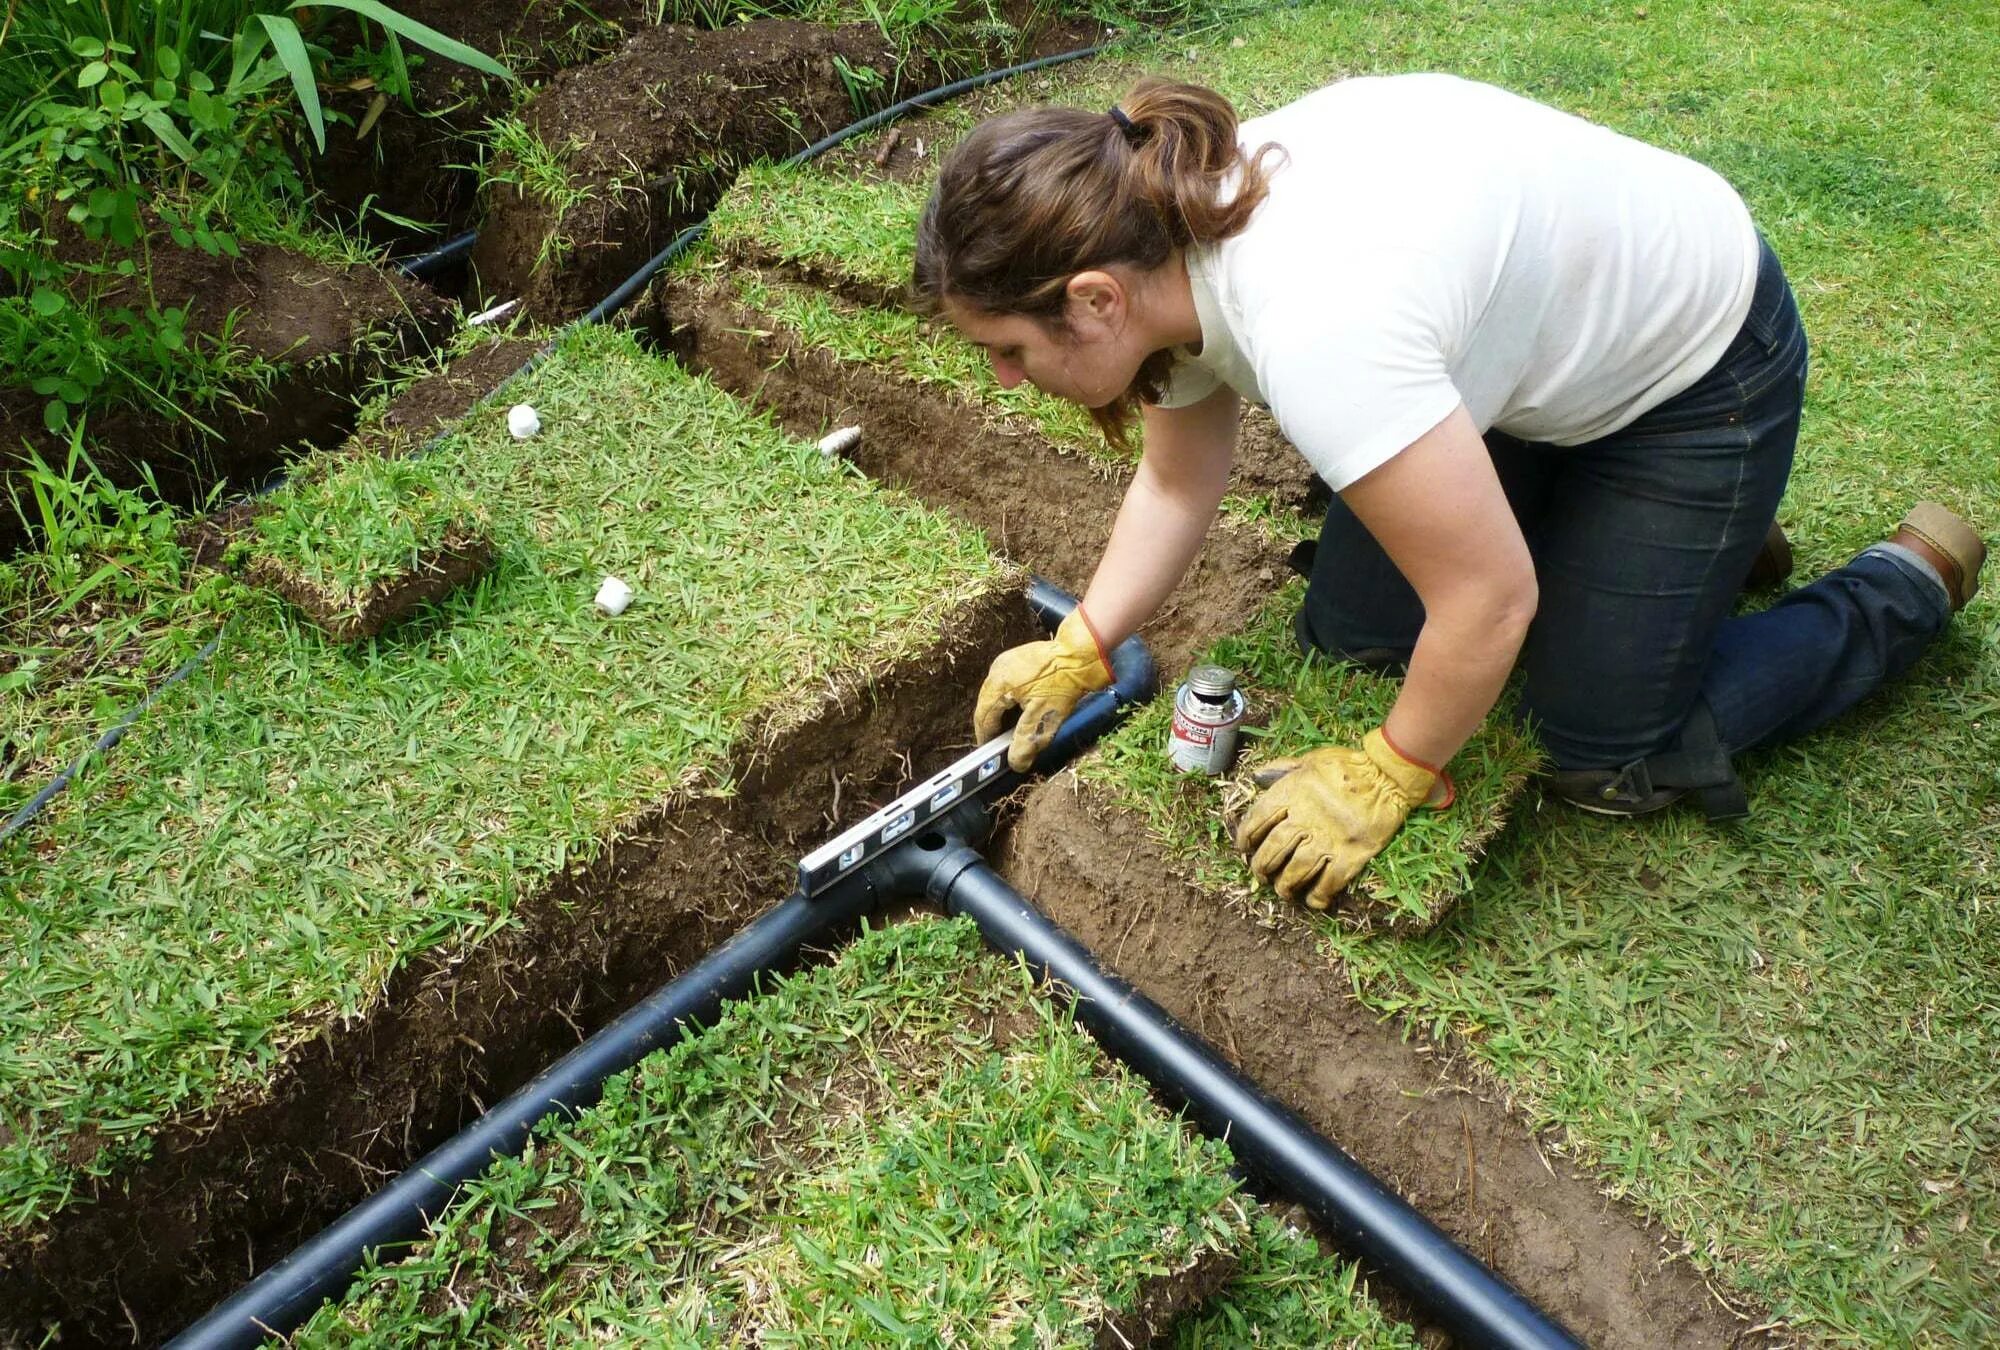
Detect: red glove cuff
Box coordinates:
(1072, 604, 1114, 680)
(1379, 725, 1456, 810)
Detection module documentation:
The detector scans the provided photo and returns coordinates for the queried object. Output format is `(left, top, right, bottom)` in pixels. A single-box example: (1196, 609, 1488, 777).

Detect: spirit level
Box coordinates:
(796, 734, 1014, 898)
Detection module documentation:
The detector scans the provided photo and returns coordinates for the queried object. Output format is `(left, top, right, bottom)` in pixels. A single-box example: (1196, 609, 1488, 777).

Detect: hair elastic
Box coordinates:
(1107, 106, 1139, 142)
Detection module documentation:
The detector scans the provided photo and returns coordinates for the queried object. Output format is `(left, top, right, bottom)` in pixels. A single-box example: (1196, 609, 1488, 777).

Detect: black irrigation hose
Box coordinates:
(3, 40, 1110, 842)
(389, 228, 479, 280)
(168, 584, 1154, 1348)
(168, 878, 884, 1348)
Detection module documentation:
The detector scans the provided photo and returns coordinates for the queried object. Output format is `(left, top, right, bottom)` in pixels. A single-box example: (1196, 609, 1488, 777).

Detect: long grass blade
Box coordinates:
(255, 13, 324, 153)
(295, 0, 515, 81)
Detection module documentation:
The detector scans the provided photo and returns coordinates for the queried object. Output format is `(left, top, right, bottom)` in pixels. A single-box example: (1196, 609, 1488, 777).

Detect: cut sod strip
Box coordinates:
(1081, 583, 1539, 934)
(0, 324, 1008, 1234)
(295, 917, 1415, 1347)
(1002, 4, 2000, 1340)
(706, 163, 926, 304)
(246, 454, 497, 642)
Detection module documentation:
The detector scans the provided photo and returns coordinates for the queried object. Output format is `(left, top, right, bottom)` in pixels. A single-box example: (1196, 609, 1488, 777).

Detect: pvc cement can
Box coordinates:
(1169, 664, 1246, 775)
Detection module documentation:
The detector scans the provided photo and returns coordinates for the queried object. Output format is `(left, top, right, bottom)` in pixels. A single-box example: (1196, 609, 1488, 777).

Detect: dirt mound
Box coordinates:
(999, 779, 1776, 1349)
(310, 0, 656, 248)
(471, 20, 915, 321)
(1, 243, 450, 557)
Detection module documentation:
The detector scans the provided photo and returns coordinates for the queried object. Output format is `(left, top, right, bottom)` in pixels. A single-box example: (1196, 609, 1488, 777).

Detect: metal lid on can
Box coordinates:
(1187, 664, 1237, 698)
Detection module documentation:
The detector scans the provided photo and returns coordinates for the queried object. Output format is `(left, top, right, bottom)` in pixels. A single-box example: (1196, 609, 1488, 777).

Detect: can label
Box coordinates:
(1169, 683, 1245, 775)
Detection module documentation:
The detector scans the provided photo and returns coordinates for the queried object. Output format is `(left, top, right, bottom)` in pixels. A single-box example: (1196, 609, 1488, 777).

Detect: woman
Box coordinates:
(913, 73, 1984, 912)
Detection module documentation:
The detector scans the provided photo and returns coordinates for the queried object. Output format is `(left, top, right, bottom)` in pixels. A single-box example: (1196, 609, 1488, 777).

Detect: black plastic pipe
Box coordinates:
(391, 229, 478, 280)
(168, 585, 1152, 1347)
(168, 876, 880, 1349)
(908, 837, 1584, 1350)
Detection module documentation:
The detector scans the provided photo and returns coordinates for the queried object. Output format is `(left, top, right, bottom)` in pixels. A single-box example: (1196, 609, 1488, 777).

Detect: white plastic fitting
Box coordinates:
(817, 425, 863, 458)
(507, 403, 541, 439)
(594, 575, 634, 616)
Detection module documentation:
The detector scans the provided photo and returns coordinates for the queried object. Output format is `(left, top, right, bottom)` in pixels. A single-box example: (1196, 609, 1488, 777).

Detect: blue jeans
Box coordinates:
(1295, 235, 1951, 780)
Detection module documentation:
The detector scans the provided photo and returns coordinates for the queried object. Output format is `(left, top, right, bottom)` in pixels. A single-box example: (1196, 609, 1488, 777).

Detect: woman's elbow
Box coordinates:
(1496, 571, 1539, 639)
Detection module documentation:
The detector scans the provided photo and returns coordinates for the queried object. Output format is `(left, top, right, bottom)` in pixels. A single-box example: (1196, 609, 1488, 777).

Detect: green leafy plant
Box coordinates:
(0, 2, 511, 444)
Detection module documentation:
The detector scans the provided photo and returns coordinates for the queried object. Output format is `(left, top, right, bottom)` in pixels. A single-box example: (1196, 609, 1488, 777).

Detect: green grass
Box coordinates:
(0, 446, 234, 821)
(1021, 1, 2000, 1342)
(295, 918, 1412, 1345)
(706, 162, 927, 299)
(1172, 1212, 1419, 1349)
(1083, 583, 1540, 932)
(0, 324, 1008, 1232)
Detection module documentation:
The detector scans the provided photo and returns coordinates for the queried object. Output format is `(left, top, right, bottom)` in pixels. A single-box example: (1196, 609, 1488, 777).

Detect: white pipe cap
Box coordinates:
(594, 575, 634, 616)
(507, 404, 541, 439)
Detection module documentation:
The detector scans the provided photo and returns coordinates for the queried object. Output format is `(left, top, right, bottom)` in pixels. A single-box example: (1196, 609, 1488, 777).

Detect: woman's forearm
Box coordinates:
(1382, 593, 1534, 772)
(1080, 463, 1226, 645)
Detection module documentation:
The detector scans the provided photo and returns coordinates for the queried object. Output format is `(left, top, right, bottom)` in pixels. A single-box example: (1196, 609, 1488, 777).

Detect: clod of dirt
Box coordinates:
(245, 525, 496, 643)
(471, 20, 920, 322)
(308, 0, 657, 249)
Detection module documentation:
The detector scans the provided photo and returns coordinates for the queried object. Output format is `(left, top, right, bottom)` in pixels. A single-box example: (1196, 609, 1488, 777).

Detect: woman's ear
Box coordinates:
(1064, 270, 1127, 332)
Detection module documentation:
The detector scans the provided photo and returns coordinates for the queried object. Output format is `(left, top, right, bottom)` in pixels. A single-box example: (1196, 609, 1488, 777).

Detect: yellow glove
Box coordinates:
(974, 608, 1115, 770)
(1235, 727, 1450, 911)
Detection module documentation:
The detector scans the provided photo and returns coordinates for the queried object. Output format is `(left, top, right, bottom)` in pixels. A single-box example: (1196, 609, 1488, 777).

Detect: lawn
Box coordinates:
(0, 324, 1007, 1233)
(295, 917, 1418, 1346)
(696, 1, 1996, 1339)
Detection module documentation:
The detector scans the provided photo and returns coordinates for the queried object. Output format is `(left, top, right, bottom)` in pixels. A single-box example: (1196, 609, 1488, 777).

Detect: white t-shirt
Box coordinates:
(1154, 74, 1760, 490)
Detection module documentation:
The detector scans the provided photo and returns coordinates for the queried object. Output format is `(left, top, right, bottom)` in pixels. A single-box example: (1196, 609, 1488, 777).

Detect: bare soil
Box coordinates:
(1, 238, 452, 557)
(470, 20, 922, 322)
(310, 0, 657, 251)
(0, 585, 1037, 1347)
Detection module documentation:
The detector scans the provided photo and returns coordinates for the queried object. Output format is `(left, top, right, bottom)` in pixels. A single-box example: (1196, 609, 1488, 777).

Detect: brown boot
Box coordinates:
(1892, 502, 1986, 611)
(1742, 520, 1794, 591)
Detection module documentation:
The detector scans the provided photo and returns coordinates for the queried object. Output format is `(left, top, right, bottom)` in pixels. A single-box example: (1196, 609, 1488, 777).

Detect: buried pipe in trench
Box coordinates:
(886, 814, 1584, 1350)
(167, 586, 1150, 1349)
(173, 585, 1578, 1350)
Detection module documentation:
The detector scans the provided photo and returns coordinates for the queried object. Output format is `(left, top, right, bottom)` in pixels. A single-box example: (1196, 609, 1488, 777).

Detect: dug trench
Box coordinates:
(652, 270, 1780, 1348)
(0, 581, 1037, 1347)
(3, 13, 973, 561)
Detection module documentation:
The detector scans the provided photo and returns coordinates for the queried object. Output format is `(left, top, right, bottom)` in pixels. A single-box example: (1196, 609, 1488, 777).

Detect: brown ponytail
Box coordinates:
(913, 77, 1283, 447)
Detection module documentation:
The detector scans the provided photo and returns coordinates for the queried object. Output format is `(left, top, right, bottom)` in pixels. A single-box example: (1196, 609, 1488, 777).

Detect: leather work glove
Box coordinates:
(975, 609, 1114, 771)
(1235, 727, 1453, 911)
